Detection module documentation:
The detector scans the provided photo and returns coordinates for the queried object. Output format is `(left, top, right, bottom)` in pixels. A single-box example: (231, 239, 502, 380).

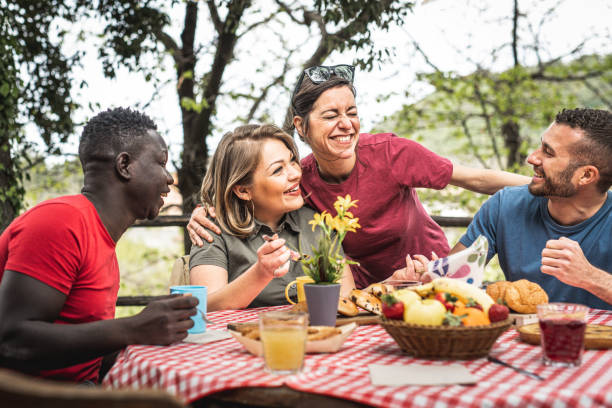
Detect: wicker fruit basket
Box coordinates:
(380, 318, 513, 360)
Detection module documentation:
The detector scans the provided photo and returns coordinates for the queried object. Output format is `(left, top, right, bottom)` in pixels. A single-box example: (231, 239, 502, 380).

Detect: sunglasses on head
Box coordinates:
(291, 64, 355, 106)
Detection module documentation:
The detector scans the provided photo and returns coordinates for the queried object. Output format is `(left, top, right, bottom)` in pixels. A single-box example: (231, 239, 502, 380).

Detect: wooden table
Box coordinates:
(104, 306, 612, 407)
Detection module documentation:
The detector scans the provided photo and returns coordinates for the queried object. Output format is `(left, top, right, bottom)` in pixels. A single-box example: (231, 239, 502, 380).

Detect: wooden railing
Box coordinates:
(117, 214, 473, 306)
(130, 214, 473, 228)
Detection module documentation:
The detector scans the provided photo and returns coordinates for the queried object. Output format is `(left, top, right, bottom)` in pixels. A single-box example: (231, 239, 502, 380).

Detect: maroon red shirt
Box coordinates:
(0, 195, 119, 382)
(300, 133, 452, 288)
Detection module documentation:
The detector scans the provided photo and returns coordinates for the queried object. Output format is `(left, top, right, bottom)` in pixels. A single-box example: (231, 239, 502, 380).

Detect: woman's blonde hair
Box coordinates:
(200, 124, 300, 238)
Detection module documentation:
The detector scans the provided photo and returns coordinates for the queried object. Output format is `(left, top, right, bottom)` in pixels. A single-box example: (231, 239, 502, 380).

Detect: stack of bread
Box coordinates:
(486, 279, 548, 314)
(338, 283, 391, 316)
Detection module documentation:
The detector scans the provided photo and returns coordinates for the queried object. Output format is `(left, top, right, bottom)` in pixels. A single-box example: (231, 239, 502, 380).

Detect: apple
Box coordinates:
(403, 298, 447, 326)
(393, 289, 420, 309)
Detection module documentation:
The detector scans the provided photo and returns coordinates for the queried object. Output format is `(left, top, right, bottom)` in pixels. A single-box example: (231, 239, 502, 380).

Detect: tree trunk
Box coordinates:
(177, 0, 251, 253)
(502, 119, 522, 169)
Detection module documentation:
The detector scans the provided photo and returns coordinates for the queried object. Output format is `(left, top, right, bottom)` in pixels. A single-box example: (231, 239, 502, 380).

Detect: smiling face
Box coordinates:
(128, 130, 174, 220)
(244, 138, 303, 227)
(297, 86, 360, 163)
(527, 123, 585, 198)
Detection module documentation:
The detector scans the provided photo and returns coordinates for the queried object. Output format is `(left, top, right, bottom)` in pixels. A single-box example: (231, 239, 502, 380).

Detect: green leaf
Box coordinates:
(0, 83, 9, 97)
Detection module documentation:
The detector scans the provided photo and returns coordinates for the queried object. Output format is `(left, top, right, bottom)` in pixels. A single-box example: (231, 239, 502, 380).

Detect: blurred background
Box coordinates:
(2, 0, 610, 314)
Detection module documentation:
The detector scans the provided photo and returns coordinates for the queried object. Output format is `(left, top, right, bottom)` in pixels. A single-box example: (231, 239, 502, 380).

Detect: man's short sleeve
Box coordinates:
(4, 204, 83, 294)
(387, 137, 453, 189)
(459, 192, 502, 262)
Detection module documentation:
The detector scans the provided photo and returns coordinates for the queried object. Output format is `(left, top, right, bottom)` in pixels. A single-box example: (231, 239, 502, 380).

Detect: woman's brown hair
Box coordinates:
(283, 76, 357, 142)
(200, 124, 300, 238)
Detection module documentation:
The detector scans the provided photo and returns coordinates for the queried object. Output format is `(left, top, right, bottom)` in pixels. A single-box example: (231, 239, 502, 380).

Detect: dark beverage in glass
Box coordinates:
(539, 318, 586, 365)
(537, 303, 588, 367)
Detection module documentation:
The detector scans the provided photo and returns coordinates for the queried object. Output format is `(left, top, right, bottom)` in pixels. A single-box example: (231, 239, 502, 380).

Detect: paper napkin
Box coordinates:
(422, 235, 488, 287)
(369, 363, 477, 386)
(184, 329, 232, 344)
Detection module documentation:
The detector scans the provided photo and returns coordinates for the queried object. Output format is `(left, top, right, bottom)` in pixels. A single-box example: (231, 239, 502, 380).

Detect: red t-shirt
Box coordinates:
(300, 133, 452, 288)
(0, 195, 119, 382)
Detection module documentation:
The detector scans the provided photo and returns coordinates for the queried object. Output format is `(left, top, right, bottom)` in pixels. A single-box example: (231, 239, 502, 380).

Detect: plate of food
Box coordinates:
(228, 322, 357, 356)
(518, 323, 612, 349)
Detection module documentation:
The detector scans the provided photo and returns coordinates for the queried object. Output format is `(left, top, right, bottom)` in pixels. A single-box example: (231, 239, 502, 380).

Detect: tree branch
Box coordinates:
(460, 118, 488, 168)
(472, 80, 504, 168)
(207, 0, 223, 33)
(511, 0, 519, 67)
(238, 10, 281, 39)
(246, 46, 294, 122)
(583, 79, 612, 109)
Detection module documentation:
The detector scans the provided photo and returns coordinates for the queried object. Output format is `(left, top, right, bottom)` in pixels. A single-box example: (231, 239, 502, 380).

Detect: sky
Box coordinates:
(32, 0, 612, 168)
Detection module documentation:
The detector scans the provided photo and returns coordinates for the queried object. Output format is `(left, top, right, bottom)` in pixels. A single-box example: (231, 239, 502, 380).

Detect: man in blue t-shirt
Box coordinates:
(454, 108, 611, 310)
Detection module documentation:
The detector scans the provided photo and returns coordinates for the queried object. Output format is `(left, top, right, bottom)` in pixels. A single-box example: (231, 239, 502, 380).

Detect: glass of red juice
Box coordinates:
(537, 303, 588, 367)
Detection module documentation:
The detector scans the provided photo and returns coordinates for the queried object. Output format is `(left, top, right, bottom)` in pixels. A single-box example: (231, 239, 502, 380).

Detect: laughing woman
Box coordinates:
(189, 124, 355, 311)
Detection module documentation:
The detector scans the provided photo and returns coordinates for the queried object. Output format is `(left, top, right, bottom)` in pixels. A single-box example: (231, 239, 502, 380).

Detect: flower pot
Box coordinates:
(304, 283, 341, 326)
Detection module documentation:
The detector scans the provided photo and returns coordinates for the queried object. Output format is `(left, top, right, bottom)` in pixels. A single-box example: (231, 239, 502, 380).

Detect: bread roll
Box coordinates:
(504, 279, 548, 314)
(350, 289, 382, 315)
(338, 297, 359, 316)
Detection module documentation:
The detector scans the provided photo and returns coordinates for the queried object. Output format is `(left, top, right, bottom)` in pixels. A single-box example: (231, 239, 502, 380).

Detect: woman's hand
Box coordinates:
(255, 234, 293, 279)
(388, 252, 438, 282)
(187, 206, 221, 247)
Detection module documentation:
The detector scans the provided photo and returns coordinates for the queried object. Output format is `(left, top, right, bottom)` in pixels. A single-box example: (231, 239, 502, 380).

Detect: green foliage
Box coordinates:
(315, 0, 413, 69)
(0, 15, 24, 230)
(115, 227, 184, 318)
(0, 0, 90, 227)
(23, 158, 83, 207)
(180, 96, 208, 114)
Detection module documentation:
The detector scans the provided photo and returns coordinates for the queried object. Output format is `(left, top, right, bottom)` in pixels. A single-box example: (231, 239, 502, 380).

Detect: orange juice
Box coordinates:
(260, 326, 307, 373)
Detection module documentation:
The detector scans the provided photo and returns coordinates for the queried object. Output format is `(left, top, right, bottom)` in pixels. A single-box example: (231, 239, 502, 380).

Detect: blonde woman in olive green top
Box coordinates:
(189, 124, 355, 311)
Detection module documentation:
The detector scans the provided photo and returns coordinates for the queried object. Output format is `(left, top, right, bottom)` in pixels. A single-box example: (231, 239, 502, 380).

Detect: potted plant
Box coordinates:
(300, 195, 361, 326)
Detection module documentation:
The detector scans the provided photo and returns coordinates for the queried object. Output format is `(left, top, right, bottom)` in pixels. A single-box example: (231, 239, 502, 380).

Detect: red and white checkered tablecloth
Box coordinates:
(103, 307, 612, 407)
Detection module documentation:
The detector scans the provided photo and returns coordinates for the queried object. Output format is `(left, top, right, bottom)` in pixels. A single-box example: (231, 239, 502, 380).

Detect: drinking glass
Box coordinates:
(259, 311, 308, 375)
(537, 303, 588, 367)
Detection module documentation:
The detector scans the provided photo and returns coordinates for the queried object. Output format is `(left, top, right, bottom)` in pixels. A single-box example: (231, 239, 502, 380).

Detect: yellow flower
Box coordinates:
(334, 194, 358, 215)
(309, 212, 325, 231)
(344, 217, 361, 232)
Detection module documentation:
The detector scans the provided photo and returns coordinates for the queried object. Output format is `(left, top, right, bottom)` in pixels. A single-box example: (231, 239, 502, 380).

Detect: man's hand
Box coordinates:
(541, 237, 596, 288)
(187, 206, 221, 246)
(129, 295, 198, 345)
(388, 253, 438, 282)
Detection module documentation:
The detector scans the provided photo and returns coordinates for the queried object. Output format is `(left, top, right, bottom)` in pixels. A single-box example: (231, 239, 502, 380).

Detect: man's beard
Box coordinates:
(528, 163, 579, 198)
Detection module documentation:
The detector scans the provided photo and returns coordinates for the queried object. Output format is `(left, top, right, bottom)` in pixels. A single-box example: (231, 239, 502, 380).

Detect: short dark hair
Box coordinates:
(79, 107, 158, 168)
(555, 108, 612, 192)
(284, 76, 356, 142)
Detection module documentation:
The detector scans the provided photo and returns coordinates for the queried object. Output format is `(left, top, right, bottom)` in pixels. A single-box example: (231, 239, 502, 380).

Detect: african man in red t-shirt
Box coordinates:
(0, 108, 198, 383)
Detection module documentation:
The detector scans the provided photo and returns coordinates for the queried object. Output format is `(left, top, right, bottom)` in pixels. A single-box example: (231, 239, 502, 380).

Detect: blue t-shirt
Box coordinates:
(460, 186, 611, 310)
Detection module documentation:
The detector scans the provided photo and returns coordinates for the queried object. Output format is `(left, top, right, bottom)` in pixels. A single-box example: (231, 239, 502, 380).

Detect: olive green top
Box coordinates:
(189, 206, 342, 308)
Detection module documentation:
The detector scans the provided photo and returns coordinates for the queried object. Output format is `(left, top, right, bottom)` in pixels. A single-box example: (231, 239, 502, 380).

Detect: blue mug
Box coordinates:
(170, 285, 207, 334)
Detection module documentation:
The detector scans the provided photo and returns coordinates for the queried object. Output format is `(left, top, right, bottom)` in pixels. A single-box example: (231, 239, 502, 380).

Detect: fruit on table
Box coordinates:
(403, 298, 446, 325)
(488, 304, 510, 323)
(454, 305, 490, 326)
(414, 278, 495, 313)
(434, 292, 457, 311)
(393, 288, 420, 306)
(381, 294, 404, 320)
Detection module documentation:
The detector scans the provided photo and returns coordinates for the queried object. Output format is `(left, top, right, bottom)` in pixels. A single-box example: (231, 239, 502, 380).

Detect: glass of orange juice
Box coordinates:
(259, 311, 308, 375)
